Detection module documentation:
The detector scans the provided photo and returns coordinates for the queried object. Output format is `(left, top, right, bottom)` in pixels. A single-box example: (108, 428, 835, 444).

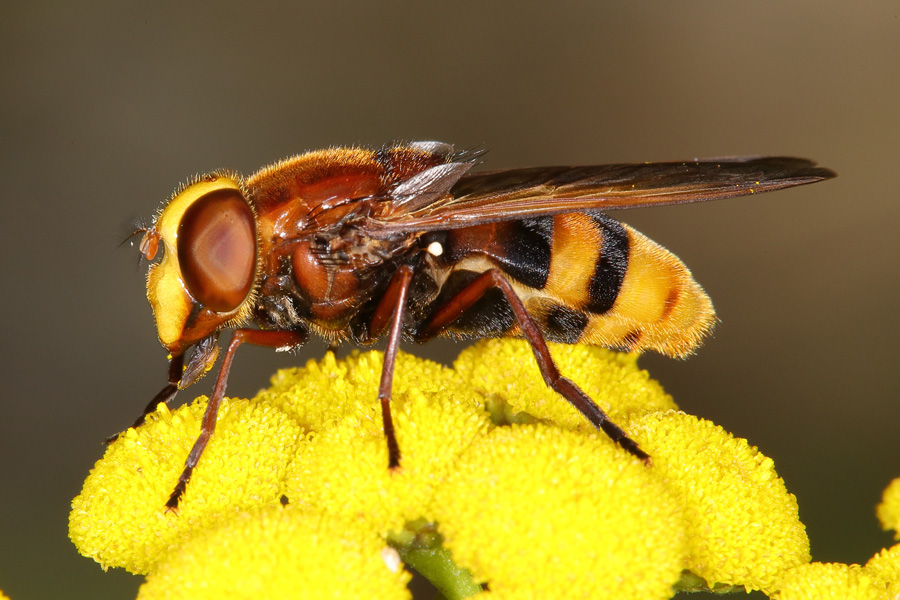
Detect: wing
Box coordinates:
(369, 156, 836, 233)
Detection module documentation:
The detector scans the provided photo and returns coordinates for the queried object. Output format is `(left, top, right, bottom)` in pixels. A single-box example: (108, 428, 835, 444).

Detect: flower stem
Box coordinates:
(389, 521, 482, 600)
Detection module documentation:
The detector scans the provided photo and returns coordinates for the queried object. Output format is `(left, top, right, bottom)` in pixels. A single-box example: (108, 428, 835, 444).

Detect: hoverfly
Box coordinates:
(131, 141, 834, 509)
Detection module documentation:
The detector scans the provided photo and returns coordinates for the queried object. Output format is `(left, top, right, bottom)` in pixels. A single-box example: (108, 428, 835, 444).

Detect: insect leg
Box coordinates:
(422, 269, 650, 463)
(166, 328, 308, 511)
(107, 353, 185, 444)
(111, 335, 223, 443)
(367, 264, 415, 469)
(139, 353, 183, 423)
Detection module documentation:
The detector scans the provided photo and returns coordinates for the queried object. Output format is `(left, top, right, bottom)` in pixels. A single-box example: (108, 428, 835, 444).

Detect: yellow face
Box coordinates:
(144, 174, 258, 354)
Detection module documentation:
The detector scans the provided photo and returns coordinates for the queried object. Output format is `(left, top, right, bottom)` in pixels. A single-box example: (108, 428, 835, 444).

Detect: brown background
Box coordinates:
(1, 2, 898, 599)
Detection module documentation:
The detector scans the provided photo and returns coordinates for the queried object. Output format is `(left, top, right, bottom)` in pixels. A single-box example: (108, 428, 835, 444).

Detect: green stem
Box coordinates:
(388, 521, 482, 600)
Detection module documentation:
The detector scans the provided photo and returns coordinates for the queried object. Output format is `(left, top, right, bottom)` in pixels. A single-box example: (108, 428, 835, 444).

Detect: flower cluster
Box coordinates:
(69, 340, 900, 598)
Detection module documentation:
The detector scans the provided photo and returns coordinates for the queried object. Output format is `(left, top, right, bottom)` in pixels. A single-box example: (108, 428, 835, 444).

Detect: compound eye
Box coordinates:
(177, 189, 256, 313)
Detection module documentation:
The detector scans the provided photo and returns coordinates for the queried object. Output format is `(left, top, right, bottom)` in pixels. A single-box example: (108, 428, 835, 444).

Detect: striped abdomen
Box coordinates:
(424, 211, 715, 358)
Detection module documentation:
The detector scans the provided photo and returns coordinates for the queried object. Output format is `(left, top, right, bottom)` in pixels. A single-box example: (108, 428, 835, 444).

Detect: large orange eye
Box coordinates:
(177, 189, 256, 313)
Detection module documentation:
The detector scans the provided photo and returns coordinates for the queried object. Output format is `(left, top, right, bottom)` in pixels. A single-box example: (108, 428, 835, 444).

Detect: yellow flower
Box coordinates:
(454, 339, 676, 428)
(627, 410, 810, 594)
(865, 543, 900, 595)
(458, 340, 809, 594)
(136, 505, 410, 600)
(69, 396, 302, 574)
(71, 340, 811, 598)
(428, 423, 687, 599)
(276, 351, 493, 532)
(773, 563, 883, 600)
(877, 476, 900, 538)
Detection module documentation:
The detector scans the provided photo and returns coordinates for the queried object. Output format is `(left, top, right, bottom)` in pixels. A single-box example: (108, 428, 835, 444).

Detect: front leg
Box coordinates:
(106, 353, 185, 444)
(421, 268, 649, 463)
(112, 335, 222, 442)
(166, 327, 308, 511)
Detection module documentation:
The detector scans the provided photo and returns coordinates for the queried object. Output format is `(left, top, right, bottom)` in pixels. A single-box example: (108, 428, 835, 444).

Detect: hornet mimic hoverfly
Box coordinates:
(131, 141, 835, 509)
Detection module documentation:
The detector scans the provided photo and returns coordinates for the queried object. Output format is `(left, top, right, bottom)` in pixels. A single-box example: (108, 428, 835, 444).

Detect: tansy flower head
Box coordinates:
(428, 423, 687, 599)
(70, 340, 815, 598)
(865, 543, 900, 594)
(274, 350, 493, 532)
(254, 350, 456, 429)
(627, 410, 809, 594)
(877, 476, 900, 538)
(136, 505, 411, 600)
(773, 563, 883, 600)
(454, 339, 676, 429)
(69, 396, 302, 574)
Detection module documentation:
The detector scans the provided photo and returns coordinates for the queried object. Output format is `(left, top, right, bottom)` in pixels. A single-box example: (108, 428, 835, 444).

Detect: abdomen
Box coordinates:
(423, 211, 715, 358)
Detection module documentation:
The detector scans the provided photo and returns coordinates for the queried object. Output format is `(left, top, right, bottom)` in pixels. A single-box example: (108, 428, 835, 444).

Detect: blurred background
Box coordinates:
(1, 2, 897, 598)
